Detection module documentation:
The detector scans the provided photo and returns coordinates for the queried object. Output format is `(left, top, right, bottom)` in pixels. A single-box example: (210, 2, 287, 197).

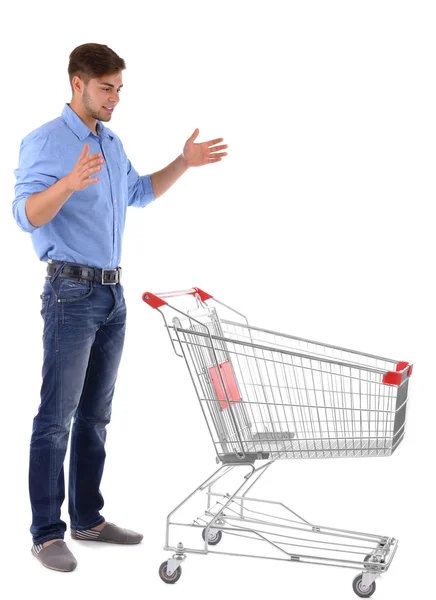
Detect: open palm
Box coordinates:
(182, 129, 228, 167)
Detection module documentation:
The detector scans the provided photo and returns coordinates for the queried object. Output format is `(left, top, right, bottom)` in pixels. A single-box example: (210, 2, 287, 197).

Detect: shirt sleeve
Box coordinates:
(13, 132, 60, 233)
(126, 157, 156, 208)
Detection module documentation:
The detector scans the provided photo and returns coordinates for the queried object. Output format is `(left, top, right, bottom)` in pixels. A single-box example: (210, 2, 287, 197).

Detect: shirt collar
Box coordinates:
(61, 103, 113, 141)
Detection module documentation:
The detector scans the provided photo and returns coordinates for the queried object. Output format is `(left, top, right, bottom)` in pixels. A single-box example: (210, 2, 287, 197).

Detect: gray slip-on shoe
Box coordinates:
(71, 521, 143, 544)
(31, 540, 78, 572)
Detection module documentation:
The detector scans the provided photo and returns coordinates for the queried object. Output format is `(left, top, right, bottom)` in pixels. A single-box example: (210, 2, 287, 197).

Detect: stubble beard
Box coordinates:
(83, 87, 110, 122)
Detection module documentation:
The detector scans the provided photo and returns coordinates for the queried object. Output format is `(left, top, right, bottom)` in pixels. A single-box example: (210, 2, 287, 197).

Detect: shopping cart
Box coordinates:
(142, 287, 412, 598)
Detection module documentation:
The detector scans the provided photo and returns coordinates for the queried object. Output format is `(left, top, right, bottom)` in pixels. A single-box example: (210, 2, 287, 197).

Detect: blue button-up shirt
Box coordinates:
(13, 103, 155, 269)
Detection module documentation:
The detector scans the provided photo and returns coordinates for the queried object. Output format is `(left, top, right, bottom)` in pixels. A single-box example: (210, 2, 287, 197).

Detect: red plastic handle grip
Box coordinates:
(382, 361, 413, 386)
(142, 287, 213, 309)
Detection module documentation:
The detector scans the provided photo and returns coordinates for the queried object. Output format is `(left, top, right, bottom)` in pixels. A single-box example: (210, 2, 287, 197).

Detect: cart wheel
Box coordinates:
(352, 574, 376, 598)
(202, 528, 222, 545)
(158, 561, 182, 584)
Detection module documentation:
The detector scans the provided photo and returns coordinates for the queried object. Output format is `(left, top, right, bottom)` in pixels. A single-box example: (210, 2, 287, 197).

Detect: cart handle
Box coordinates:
(142, 287, 212, 309)
(382, 361, 413, 386)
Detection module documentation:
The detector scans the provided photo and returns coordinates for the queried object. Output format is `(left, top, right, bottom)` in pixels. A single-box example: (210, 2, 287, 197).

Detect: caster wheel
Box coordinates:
(352, 574, 376, 598)
(159, 561, 182, 584)
(202, 527, 222, 545)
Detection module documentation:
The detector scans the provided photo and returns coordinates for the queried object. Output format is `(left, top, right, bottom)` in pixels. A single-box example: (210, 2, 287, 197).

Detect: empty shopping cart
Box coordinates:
(142, 287, 412, 597)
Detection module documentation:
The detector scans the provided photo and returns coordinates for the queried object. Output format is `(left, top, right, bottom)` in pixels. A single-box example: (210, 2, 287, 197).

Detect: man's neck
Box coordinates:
(68, 101, 98, 135)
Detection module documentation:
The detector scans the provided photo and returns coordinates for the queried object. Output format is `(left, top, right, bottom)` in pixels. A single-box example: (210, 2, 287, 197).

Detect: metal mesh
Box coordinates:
(173, 307, 407, 460)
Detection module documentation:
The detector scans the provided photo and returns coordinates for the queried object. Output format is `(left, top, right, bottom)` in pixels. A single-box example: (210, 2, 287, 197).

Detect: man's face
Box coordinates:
(78, 72, 123, 122)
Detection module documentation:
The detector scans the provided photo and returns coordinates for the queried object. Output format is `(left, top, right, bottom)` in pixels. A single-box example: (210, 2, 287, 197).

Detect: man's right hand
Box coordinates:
(64, 144, 105, 192)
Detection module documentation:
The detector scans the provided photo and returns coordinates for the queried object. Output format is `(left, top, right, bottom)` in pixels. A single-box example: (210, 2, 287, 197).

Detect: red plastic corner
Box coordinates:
(194, 287, 213, 302)
(382, 361, 413, 386)
(142, 292, 168, 309)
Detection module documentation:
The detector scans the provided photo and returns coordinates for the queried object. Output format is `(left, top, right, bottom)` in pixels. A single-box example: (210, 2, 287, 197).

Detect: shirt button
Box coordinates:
(114, 199, 117, 203)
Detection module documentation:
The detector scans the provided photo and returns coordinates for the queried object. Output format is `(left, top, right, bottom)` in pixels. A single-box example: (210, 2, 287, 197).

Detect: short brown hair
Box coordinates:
(68, 43, 126, 92)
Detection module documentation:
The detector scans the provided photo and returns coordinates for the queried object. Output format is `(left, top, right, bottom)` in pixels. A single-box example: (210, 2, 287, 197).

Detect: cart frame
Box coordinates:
(143, 287, 411, 597)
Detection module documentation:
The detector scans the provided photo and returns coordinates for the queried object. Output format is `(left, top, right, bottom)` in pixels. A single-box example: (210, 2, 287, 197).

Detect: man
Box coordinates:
(12, 43, 227, 572)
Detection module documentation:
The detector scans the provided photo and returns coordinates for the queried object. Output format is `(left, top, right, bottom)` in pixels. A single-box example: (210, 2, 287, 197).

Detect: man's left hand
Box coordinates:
(182, 129, 228, 167)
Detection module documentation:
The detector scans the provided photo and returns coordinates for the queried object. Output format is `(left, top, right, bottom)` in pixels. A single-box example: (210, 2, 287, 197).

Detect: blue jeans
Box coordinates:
(29, 266, 126, 544)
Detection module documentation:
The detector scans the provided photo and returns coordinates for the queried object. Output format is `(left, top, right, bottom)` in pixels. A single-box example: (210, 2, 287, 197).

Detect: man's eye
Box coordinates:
(103, 88, 121, 92)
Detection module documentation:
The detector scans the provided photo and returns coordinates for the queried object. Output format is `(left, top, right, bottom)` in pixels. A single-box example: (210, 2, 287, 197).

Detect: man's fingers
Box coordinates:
(84, 157, 105, 167)
(79, 144, 103, 161)
(189, 128, 200, 142)
(86, 153, 104, 162)
(79, 153, 104, 168)
(207, 138, 224, 146)
(82, 164, 103, 179)
(76, 144, 88, 164)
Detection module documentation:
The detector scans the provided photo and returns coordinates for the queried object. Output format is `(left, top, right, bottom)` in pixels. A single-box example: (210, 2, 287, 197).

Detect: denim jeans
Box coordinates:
(29, 266, 126, 544)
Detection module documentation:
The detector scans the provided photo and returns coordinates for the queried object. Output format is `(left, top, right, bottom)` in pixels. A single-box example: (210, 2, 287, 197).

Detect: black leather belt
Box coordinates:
(47, 260, 122, 285)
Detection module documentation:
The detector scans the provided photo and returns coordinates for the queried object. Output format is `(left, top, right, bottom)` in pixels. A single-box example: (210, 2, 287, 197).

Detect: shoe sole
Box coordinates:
(70, 535, 142, 545)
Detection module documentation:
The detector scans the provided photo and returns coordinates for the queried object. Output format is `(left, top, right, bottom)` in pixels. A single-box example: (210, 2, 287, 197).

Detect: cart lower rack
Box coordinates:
(143, 287, 412, 597)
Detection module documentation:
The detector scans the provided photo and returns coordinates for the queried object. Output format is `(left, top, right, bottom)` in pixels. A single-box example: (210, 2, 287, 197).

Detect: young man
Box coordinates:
(13, 43, 227, 572)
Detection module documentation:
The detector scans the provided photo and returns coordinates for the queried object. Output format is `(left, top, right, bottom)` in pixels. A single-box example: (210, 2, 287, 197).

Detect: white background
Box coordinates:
(0, 0, 434, 598)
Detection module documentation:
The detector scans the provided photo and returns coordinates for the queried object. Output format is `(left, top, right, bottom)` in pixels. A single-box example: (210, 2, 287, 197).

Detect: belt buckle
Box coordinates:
(101, 268, 111, 285)
(101, 267, 120, 285)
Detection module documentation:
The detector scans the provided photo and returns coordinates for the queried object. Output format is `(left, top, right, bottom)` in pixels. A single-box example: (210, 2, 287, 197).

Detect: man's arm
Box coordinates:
(13, 139, 105, 230)
(24, 179, 75, 228)
(148, 129, 228, 199)
(125, 129, 227, 207)
(150, 154, 189, 199)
